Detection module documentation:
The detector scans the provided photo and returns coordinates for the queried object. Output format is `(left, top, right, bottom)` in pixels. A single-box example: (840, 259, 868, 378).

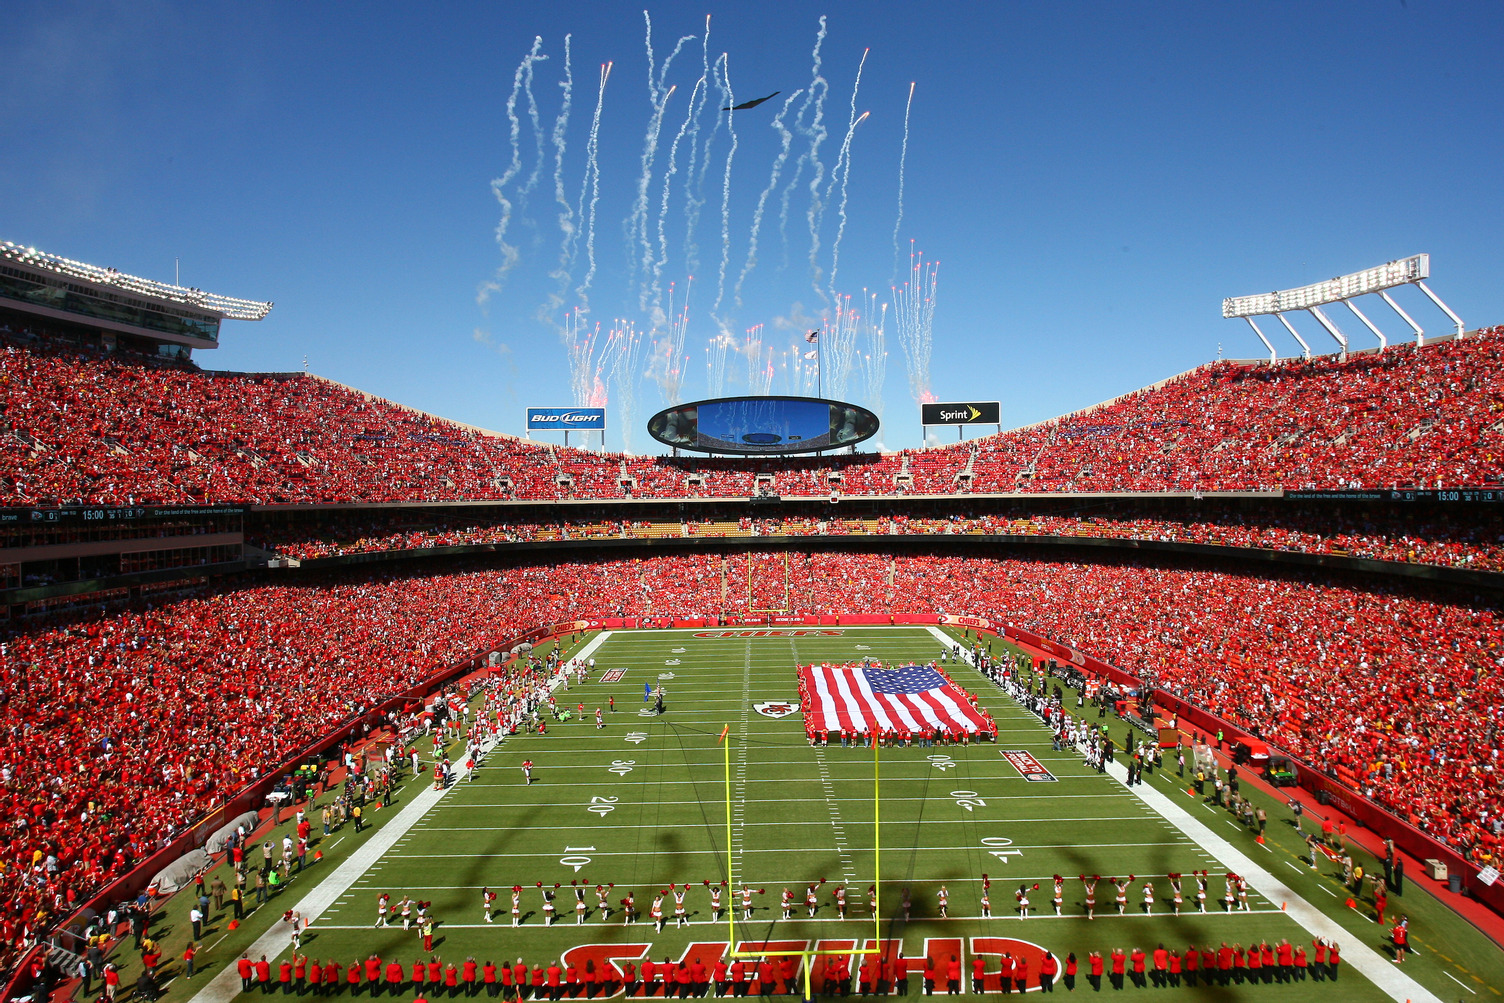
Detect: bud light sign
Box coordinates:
(527, 407, 606, 431)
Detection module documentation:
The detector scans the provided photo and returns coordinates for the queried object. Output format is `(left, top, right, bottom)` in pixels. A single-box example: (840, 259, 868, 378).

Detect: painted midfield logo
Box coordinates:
(754, 701, 801, 719)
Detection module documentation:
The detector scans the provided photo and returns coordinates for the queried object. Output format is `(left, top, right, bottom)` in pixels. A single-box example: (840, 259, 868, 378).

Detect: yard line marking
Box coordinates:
(407, 815, 1159, 832)
(387, 840, 1205, 859)
(1284, 862, 1304, 875)
(1444, 971, 1476, 994)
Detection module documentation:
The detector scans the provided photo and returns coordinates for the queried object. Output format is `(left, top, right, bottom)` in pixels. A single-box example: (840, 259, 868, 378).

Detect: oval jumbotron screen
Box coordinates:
(647, 395, 879, 455)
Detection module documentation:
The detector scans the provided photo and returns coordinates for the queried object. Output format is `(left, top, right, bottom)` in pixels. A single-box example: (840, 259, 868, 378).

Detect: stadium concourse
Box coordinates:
(2, 325, 1503, 506)
(246, 504, 1504, 571)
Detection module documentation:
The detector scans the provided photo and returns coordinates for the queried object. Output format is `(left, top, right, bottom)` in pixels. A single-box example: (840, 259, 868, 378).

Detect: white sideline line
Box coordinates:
(186, 632, 617, 1003)
(1103, 757, 1439, 1002)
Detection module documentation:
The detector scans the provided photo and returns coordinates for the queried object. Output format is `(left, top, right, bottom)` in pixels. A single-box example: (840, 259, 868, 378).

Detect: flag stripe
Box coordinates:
(798, 664, 986, 735)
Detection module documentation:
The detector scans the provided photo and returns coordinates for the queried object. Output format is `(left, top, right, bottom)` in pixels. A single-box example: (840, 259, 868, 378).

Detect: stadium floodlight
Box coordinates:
(1221, 254, 1463, 360)
(0, 241, 273, 321)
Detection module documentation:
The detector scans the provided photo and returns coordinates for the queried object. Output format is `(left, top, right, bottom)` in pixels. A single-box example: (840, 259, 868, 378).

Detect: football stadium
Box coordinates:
(4, 6, 1504, 1003)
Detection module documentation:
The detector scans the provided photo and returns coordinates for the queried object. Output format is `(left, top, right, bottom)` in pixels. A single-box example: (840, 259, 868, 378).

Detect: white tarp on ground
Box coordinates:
(205, 811, 261, 855)
(150, 848, 210, 895)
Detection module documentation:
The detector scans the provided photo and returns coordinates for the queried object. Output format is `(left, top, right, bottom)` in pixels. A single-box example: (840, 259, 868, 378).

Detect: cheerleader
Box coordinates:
(806, 884, 819, 918)
(1141, 880, 1155, 916)
(651, 892, 665, 932)
(781, 888, 794, 921)
(673, 884, 688, 928)
(1195, 872, 1208, 914)
(623, 890, 636, 925)
(1015, 884, 1030, 920)
(709, 883, 722, 922)
(1052, 875, 1065, 917)
(510, 887, 521, 927)
(1236, 876, 1250, 912)
(1168, 874, 1183, 917)
(868, 884, 878, 917)
(400, 896, 413, 930)
(1223, 875, 1237, 913)
(937, 885, 949, 919)
(596, 884, 611, 922)
(541, 887, 556, 926)
(835, 885, 847, 920)
(1081, 875, 1098, 920)
(741, 884, 754, 920)
(979, 887, 991, 919)
(1112, 876, 1133, 916)
(576, 887, 588, 925)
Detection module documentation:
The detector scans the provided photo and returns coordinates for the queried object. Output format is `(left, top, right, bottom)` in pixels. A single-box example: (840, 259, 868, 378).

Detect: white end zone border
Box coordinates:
(928, 625, 1442, 1003)
(187, 631, 616, 1003)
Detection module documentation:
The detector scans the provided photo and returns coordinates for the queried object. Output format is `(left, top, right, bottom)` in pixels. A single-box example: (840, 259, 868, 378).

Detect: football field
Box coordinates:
(184, 626, 1500, 1002)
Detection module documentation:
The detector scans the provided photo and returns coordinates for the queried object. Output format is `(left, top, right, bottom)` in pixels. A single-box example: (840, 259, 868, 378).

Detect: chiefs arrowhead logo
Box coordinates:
(754, 701, 800, 719)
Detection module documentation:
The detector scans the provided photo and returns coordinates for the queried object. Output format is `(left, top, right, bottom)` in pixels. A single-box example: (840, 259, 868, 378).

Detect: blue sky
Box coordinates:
(3, 1, 1501, 453)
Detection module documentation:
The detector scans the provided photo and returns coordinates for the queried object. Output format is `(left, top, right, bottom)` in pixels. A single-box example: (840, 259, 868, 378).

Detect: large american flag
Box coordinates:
(799, 663, 989, 734)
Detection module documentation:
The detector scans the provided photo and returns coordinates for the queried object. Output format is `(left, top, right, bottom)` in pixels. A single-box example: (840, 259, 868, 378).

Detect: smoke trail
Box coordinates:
(480, 36, 545, 306)
(647, 278, 693, 403)
(652, 75, 704, 327)
(711, 53, 738, 323)
(681, 17, 714, 280)
(574, 60, 613, 306)
(604, 319, 649, 452)
(536, 35, 576, 338)
(859, 290, 888, 420)
(890, 81, 915, 285)
(566, 310, 603, 405)
(778, 18, 828, 289)
(520, 42, 548, 198)
(893, 244, 939, 406)
(782, 18, 830, 263)
(743, 326, 774, 396)
(706, 331, 733, 398)
(824, 49, 869, 306)
(733, 89, 803, 309)
(628, 12, 694, 310)
(822, 293, 860, 401)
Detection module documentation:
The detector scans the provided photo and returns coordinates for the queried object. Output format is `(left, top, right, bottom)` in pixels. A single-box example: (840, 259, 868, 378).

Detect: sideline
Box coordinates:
(186, 632, 616, 1003)
(931, 625, 1443, 1003)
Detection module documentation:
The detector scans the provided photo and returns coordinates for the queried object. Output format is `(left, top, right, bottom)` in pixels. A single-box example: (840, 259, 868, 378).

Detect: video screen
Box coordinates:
(648, 397, 878, 454)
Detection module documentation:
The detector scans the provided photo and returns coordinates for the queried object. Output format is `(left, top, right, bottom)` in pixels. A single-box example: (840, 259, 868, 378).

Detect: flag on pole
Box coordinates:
(799, 664, 989, 734)
(805, 329, 820, 343)
(804, 350, 818, 360)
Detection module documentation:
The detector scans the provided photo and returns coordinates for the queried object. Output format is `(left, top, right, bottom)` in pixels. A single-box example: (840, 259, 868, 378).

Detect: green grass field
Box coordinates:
(160, 626, 1504, 1002)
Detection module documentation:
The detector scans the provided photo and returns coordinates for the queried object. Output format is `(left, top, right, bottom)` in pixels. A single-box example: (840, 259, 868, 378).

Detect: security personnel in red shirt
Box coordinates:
(385, 960, 405, 994)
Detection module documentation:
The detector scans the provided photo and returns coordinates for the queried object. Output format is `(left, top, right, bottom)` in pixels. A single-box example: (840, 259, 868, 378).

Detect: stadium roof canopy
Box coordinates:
(1, 241, 273, 321)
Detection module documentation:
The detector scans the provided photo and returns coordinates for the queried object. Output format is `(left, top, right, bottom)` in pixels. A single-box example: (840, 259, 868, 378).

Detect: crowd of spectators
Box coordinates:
(3, 547, 1502, 963)
(4, 329, 1502, 507)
